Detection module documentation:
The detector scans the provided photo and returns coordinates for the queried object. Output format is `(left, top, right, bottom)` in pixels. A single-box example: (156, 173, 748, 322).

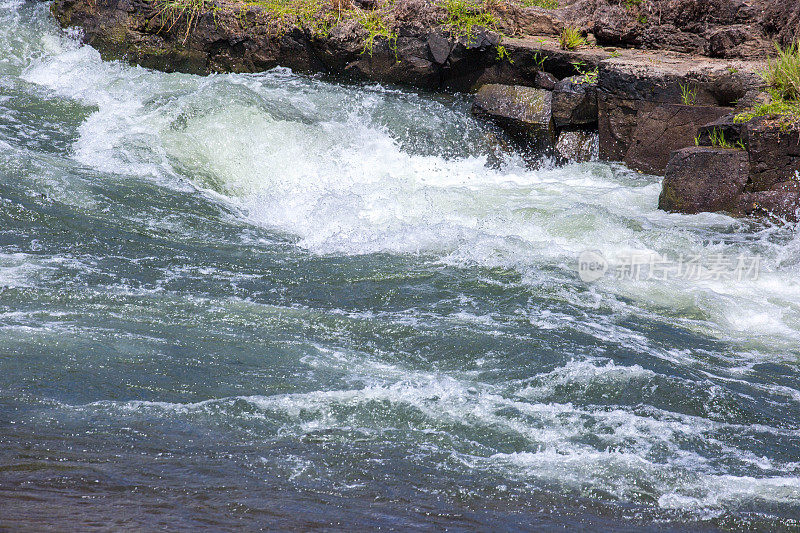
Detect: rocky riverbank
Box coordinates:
(51, 0, 800, 221)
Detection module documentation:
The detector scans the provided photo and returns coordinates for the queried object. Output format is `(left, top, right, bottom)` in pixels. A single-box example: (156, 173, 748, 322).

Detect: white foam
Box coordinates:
(64, 348, 800, 516)
(20, 30, 800, 346)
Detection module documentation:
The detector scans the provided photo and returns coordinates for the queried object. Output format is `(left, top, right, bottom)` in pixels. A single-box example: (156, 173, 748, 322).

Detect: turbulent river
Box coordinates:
(2, 1, 800, 530)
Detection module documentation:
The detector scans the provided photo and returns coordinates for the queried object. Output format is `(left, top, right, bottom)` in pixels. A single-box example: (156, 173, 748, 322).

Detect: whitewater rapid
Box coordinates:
(2, 1, 800, 528)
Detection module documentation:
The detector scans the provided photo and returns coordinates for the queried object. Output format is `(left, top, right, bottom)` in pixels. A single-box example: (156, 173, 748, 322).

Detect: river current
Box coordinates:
(1, 1, 800, 530)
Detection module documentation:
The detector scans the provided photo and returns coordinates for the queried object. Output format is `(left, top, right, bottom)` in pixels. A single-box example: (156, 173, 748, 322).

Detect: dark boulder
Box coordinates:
(472, 84, 555, 149)
(659, 146, 749, 214)
(426, 31, 451, 65)
(552, 75, 598, 129)
(534, 70, 558, 91)
(744, 118, 800, 191)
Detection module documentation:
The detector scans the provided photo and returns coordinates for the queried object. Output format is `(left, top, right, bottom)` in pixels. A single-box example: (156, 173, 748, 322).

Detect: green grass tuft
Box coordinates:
(358, 9, 396, 54)
(734, 92, 800, 125)
(763, 41, 800, 101)
(559, 27, 584, 50)
(238, 0, 337, 38)
(679, 83, 697, 105)
(441, 0, 498, 41)
(709, 128, 734, 149)
(523, 0, 558, 8)
(733, 42, 800, 127)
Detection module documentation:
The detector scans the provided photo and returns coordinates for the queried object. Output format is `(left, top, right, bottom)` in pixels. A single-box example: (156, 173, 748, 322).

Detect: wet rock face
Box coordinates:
(551, 76, 598, 129)
(555, 130, 598, 163)
(659, 120, 800, 221)
(659, 146, 750, 214)
(737, 190, 800, 222)
(745, 119, 800, 192)
(472, 84, 555, 148)
(625, 104, 730, 175)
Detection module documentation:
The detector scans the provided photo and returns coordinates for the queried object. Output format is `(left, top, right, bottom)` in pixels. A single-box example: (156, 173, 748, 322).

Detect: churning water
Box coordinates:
(2, 1, 800, 530)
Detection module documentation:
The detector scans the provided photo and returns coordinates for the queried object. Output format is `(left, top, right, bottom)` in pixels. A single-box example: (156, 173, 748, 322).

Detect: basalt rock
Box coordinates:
(659, 146, 750, 214)
(736, 190, 800, 222)
(625, 104, 731, 175)
(552, 75, 598, 129)
(555, 130, 598, 163)
(744, 118, 800, 192)
(696, 114, 745, 147)
(533, 70, 558, 91)
(497, 5, 564, 37)
(597, 53, 764, 170)
(590, 0, 778, 59)
(660, 117, 800, 221)
(472, 84, 554, 149)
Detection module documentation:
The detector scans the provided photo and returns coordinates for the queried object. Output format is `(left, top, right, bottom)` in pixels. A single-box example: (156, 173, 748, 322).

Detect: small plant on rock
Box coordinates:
(496, 44, 512, 62)
(571, 60, 597, 83)
(359, 9, 396, 55)
(734, 93, 800, 125)
(735, 41, 800, 126)
(763, 41, 800, 101)
(709, 128, 734, 149)
(559, 27, 585, 50)
(680, 83, 697, 105)
(154, 0, 217, 42)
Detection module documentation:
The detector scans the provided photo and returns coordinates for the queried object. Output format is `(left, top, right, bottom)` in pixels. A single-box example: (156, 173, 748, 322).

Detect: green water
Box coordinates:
(1, 1, 800, 530)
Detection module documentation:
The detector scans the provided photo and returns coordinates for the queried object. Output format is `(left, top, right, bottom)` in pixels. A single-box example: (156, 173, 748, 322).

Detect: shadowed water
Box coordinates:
(1, 1, 800, 530)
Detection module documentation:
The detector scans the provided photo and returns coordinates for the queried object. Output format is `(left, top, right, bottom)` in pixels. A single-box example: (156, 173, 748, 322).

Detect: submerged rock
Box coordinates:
(471, 84, 555, 149)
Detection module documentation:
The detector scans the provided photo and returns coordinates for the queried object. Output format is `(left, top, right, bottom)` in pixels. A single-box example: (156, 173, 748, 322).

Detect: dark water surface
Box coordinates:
(1, 1, 800, 530)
